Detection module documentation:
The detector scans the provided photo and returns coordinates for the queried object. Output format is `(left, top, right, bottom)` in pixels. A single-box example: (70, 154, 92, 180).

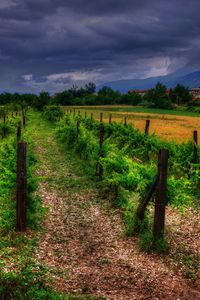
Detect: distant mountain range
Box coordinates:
(99, 71, 200, 93)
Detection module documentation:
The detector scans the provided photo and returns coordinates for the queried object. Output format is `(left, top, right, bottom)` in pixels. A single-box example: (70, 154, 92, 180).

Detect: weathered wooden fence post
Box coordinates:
(124, 116, 127, 126)
(193, 130, 198, 163)
(91, 112, 93, 120)
(136, 176, 157, 223)
(100, 112, 103, 123)
(153, 149, 169, 241)
(98, 122, 105, 180)
(109, 114, 112, 124)
(85, 112, 87, 118)
(145, 119, 150, 135)
(16, 142, 27, 232)
(17, 121, 22, 142)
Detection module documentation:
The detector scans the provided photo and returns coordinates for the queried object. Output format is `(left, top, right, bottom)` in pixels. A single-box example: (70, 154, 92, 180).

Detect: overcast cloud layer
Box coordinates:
(0, 0, 199, 93)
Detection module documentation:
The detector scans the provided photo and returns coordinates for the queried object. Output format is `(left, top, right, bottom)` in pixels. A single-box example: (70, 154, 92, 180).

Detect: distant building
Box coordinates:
(128, 89, 148, 96)
(128, 88, 171, 96)
(190, 88, 200, 100)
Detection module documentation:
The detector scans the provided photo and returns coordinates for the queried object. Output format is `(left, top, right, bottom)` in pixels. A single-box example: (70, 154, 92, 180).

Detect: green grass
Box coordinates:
(0, 267, 104, 299)
(173, 245, 200, 282)
(29, 111, 96, 192)
(0, 110, 104, 300)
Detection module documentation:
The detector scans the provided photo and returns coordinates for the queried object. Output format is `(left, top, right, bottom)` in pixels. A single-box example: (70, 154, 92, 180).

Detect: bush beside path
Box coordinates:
(27, 112, 200, 300)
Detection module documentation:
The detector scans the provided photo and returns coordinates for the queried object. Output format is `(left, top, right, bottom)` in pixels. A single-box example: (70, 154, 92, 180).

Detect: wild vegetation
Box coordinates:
(0, 111, 104, 299)
(0, 96, 199, 299)
(54, 112, 199, 240)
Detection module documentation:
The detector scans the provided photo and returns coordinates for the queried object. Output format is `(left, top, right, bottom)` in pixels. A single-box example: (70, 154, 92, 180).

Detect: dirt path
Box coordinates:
(31, 114, 199, 300)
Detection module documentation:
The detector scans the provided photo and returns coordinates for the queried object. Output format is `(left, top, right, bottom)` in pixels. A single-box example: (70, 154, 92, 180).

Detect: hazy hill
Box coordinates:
(99, 71, 200, 92)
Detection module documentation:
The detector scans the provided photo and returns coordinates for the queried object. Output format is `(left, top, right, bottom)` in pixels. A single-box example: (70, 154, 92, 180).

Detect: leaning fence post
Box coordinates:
(16, 142, 27, 232)
(17, 121, 22, 142)
(153, 149, 169, 242)
(136, 176, 157, 222)
(193, 130, 198, 163)
(145, 119, 150, 135)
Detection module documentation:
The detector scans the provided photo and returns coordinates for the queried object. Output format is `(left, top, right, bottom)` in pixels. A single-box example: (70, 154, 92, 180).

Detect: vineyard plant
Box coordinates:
(0, 111, 86, 299)
(55, 112, 199, 241)
(0, 106, 199, 299)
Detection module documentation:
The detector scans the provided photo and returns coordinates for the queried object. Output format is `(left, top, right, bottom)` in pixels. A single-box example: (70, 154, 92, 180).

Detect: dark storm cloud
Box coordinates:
(0, 0, 152, 20)
(0, 0, 200, 93)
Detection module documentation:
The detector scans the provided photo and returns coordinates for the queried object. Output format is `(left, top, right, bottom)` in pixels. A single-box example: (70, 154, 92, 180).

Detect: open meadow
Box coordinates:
(65, 106, 200, 144)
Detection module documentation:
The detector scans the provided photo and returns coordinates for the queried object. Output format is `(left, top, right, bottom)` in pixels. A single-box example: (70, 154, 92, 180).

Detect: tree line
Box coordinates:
(0, 82, 195, 110)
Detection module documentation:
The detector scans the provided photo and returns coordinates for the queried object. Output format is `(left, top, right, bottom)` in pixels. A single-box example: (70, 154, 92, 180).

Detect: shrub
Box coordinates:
(43, 105, 64, 122)
(0, 123, 13, 138)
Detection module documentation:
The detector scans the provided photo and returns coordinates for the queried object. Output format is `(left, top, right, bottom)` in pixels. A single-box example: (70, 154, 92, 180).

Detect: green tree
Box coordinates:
(54, 90, 74, 106)
(122, 92, 142, 105)
(85, 82, 96, 94)
(34, 92, 51, 111)
(172, 84, 192, 105)
(98, 86, 121, 104)
(144, 82, 172, 109)
(98, 86, 114, 96)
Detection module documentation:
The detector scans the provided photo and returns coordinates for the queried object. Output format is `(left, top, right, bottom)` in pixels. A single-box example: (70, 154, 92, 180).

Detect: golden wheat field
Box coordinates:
(64, 106, 200, 144)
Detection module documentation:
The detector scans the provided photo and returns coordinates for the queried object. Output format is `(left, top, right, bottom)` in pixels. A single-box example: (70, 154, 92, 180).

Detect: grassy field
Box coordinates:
(66, 105, 200, 117)
(64, 106, 200, 144)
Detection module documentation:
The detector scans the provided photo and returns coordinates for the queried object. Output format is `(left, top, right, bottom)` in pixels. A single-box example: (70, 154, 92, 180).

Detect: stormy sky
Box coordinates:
(0, 0, 199, 93)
